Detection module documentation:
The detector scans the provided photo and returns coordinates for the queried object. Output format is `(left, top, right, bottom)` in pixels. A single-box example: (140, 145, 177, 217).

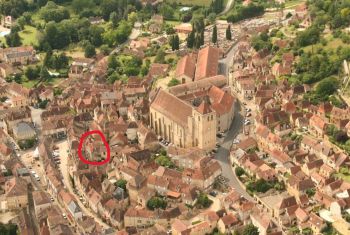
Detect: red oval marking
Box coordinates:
(78, 130, 110, 166)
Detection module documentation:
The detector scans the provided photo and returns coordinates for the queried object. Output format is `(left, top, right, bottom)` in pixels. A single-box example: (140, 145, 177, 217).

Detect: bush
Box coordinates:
(168, 78, 180, 87)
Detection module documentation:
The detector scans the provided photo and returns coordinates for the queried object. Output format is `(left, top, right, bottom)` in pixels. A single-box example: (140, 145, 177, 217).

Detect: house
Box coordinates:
(271, 63, 291, 77)
(309, 213, 326, 234)
(149, 15, 163, 34)
(217, 213, 240, 234)
(250, 212, 278, 235)
(0, 63, 16, 78)
(129, 38, 150, 50)
(124, 208, 156, 228)
(3, 177, 28, 210)
(309, 115, 328, 138)
(2, 15, 14, 28)
(174, 23, 192, 36)
(12, 122, 36, 140)
(32, 191, 52, 216)
(0, 46, 36, 65)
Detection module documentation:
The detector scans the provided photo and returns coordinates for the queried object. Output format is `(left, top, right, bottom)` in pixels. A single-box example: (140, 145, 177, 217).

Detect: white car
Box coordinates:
(244, 120, 251, 125)
(233, 139, 240, 144)
(246, 108, 251, 112)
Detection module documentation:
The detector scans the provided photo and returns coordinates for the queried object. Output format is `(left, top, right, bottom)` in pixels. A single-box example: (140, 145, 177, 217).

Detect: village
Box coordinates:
(0, 0, 350, 235)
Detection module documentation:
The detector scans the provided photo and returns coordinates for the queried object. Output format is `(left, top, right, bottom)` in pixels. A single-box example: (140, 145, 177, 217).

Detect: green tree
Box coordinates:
(155, 155, 174, 168)
(147, 197, 167, 210)
(196, 193, 212, 208)
(84, 44, 96, 58)
(154, 48, 165, 63)
(187, 31, 195, 48)
(212, 25, 217, 44)
(226, 25, 232, 40)
(0, 223, 17, 235)
(110, 12, 118, 28)
(315, 77, 339, 97)
(235, 167, 245, 177)
(242, 224, 259, 235)
(5, 31, 21, 47)
(40, 66, 50, 80)
(25, 66, 40, 80)
(115, 179, 127, 190)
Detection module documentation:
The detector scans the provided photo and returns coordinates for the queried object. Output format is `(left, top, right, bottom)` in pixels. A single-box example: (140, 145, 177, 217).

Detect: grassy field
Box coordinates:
(284, 0, 306, 8)
(303, 34, 350, 53)
(166, 0, 212, 7)
(19, 26, 39, 46)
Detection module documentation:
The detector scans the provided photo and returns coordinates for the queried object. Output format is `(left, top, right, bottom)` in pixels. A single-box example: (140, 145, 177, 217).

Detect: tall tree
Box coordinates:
(212, 24, 217, 44)
(226, 24, 232, 40)
(110, 12, 118, 28)
(171, 34, 179, 51)
(187, 31, 195, 48)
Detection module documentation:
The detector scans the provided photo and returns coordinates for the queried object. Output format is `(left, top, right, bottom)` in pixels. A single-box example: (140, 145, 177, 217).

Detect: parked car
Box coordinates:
(209, 191, 217, 197)
(246, 113, 251, 117)
(233, 139, 240, 144)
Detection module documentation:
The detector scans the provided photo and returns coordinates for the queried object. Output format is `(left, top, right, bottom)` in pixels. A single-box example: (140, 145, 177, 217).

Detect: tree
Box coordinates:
(168, 78, 180, 87)
(5, 31, 21, 47)
(154, 48, 165, 63)
(170, 35, 179, 51)
(235, 167, 245, 177)
(315, 77, 339, 97)
(242, 224, 259, 235)
(147, 197, 167, 210)
(25, 66, 40, 80)
(212, 25, 217, 44)
(226, 25, 232, 40)
(110, 12, 118, 28)
(196, 193, 212, 208)
(84, 44, 96, 58)
(155, 155, 174, 168)
(0, 223, 18, 235)
(187, 31, 195, 48)
(115, 179, 127, 190)
(40, 66, 50, 80)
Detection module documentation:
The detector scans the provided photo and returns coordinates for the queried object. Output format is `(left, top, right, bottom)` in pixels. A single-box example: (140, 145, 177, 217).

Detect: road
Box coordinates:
(111, 28, 140, 55)
(215, 101, 254, 201)
(56, 140, 110, 229)
(220, 0, 234, 15)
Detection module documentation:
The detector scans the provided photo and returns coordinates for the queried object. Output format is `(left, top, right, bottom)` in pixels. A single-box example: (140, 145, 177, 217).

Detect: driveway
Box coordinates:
(215, 102, 254, 201)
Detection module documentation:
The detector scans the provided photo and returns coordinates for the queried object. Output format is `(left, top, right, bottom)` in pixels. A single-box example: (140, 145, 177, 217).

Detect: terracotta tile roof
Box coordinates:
(220, 213, 239, 226)
(175, 53, 196, 79)
(195, 46, 220, 80)
(151, 89, 192, 127)
(208, 86, 235, 115)
(196, 100, 212, 114)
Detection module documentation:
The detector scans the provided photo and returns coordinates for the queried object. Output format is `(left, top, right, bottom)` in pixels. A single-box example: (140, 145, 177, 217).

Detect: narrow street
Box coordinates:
(56, 140, 110, 229)
(215, 102, 254, 202)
